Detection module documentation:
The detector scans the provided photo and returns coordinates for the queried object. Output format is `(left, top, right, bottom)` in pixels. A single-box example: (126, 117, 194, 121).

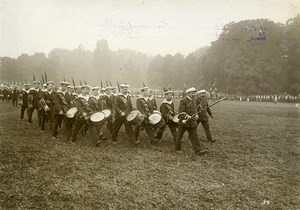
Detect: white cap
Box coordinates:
(106, 86, 113, 90)
(186, 87, 196, 93)
(120, 84, 129, 88)
(92, 86, 100, 90)
(60, 81, 69, 86)
(198, 89, 206, 94)
(81, 84, 91, 90)
(47, 81, 55, 85)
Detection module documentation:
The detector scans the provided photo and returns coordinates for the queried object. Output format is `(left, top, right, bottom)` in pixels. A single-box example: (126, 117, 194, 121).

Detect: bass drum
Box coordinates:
(66, 107, 78, 118)
(90, 112, 106, 127)
(126, 109, 144, 127)
(149, 111, 165, 131)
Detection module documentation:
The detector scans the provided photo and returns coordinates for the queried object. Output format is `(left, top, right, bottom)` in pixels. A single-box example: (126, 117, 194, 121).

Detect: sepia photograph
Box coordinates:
(0, 0, 299, 209)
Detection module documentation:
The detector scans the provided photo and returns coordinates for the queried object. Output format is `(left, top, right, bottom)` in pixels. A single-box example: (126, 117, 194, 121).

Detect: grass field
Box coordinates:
(0, 99, 299, 209)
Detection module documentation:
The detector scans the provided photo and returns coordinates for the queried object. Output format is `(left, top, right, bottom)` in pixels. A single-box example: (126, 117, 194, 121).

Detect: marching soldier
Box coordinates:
(65, 85, 75, 105)
(175, 87, 207, 155)
(27, 81, 42, 125)
(70, 85, 97, 143)
(110, 87, 117, 108)
(156, 90, 177, 142)
(40, 81, 55, 133)
(148, 89, 157, 113)
(19, 83, 30, 120)
(52, 81, 69, 139)
(89, 86, 106, 145)
(64, 85, 78, 140)
(134, 86, 156, 145)
(196, 90, 215, 142)
(98, 87, 113, 136)
(11, 85, 19, 107)
(111, 84, 135, 144)
(88, 86, 100, 112)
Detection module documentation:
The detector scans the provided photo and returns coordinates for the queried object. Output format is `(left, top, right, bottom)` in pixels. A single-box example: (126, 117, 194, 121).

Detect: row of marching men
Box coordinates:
(18, 80, 216, 155)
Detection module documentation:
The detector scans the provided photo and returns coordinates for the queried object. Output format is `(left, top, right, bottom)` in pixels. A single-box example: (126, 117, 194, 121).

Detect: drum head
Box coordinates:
(126, 110, 139, 122)
(90, 112, 105, 122)
(153, 110, 161, 114)
(66, 107, 78, 118)
(102, 109, 112, 118)
(173, 114, 179, 123)
(149, 113, 161, 124)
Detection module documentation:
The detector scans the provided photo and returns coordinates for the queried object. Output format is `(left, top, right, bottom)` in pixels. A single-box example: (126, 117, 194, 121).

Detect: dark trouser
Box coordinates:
(52, 114, 65, 138)
(70, 117, 97, 142)
(106, 117, 113, 136)
(175, 126, 202, 153)
(91, 123, 105, 141)
(64, 117, 74, 140)
(112, 116, 135, 143)
(12, 98, 17, 107)
(134, 121, 155, 143)
(198, 120, 212, 141)
(37, 109, 42, 126)
(41, 109, 54, 131)
(20, 105, 28, 119)
(27, 106, 40, 124)
(156, 121, 177, 142)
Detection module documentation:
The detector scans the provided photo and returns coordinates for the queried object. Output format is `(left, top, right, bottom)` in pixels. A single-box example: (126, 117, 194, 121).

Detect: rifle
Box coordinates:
(72, 77, 76, 88)
(41, 74, 45, 85)
(181, 96, 227, 123)
(44, 72, 48, 82)
(117, 81, 120, 92)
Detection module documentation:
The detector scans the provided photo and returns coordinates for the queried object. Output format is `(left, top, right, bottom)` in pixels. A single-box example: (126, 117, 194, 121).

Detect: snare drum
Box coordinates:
(126, 110, 145, 126)
(149, 112, 165, 130)
(172, 113, 180, 123)
(66, 107, 78, 118)
(90, 112, 106, 126)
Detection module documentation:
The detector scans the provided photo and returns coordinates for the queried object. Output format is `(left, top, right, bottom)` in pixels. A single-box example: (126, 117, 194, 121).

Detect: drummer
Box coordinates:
(52, 81, 69, 140)
(156, 90, 177, 143)
(88, 86, 106, 145)
(111, 83, 135, 144)
(70, 85, 97, 143)
(134, 86, 156, 146)
(98, 87, 113, 137)
(148, 89, 157, 113)
(89, 86, 100, 112)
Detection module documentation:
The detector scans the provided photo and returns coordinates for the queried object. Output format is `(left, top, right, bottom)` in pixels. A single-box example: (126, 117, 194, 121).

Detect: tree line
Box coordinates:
(147, 16, 300, 95)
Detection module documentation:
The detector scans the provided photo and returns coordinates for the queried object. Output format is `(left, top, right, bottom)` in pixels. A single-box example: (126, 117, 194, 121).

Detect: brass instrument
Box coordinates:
(39, 98, 50, 112)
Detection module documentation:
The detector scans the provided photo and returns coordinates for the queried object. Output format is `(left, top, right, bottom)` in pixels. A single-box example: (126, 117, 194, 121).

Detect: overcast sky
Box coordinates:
(0, 0, 299, 58)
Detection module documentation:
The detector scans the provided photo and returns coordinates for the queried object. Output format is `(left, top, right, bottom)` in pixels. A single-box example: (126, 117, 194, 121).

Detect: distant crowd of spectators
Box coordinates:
(226, 93, 299, 103)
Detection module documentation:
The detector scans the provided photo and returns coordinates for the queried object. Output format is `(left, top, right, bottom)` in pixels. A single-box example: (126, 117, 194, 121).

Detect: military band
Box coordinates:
(0, 79, 227, 156)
